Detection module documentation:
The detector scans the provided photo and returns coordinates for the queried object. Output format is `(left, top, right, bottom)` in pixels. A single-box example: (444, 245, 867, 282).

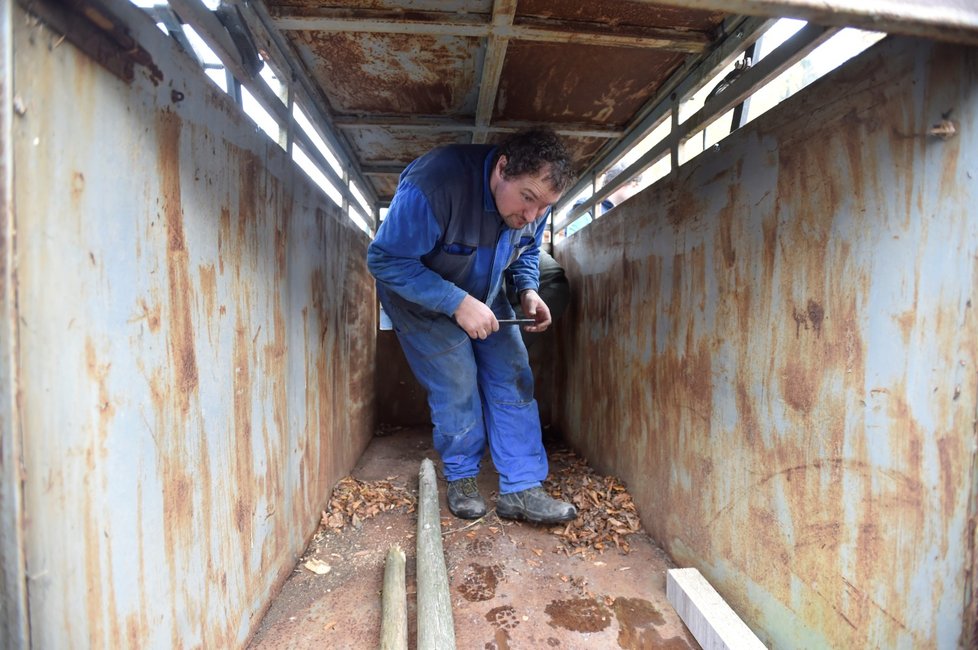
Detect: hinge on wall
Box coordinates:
(19, 0, 163, 85)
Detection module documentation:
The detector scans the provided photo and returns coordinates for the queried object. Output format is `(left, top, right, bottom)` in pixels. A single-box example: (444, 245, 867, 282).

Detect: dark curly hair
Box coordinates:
(493, 128, 575, 194)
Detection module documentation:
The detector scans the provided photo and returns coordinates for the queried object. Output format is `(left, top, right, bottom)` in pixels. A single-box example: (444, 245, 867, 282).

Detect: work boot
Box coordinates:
(496, 486, 577, 524)
(446, 477, 487, 519)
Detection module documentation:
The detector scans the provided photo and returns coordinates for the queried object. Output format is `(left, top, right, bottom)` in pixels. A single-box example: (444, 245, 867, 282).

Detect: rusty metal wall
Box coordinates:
(555, 37, 978, 648)
(10, 4, 375, 648)
(1, 1, 30, 647)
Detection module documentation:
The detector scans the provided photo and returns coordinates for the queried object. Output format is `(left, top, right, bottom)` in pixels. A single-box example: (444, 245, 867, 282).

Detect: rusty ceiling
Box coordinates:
(262, 0, 733, 202)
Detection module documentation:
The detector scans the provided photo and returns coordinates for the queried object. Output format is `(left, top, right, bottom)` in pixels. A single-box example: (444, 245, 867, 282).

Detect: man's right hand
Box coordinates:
(454, 295, 499, 340)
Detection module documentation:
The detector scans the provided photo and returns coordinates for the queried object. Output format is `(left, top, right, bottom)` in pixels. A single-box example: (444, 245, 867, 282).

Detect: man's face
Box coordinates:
(490, 156, 562, 230)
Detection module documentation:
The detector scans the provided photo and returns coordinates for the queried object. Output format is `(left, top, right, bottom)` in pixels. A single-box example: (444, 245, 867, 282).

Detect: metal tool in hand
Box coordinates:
(497, 318, 536, 325)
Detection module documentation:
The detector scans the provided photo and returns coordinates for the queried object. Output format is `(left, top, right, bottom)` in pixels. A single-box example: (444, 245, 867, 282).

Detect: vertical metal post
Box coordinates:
(731, 42, 759, 130)
(285, 72, 295, 156)
(670, 93, 680, 176)
(225, 68, 241, 106)
(0, 1, 30, 647)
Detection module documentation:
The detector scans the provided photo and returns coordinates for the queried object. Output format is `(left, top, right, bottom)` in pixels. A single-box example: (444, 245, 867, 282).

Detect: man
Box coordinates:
(565, 163, 643, 236)
(506, 248, 569, 348)
(367, 129, 578, 524)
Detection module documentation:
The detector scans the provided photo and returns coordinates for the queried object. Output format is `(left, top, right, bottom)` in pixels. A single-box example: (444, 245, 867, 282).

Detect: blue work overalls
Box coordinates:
(367, 145, 549, 493)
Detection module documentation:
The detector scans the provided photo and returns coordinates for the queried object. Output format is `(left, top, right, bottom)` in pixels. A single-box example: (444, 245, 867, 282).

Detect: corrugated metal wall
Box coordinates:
(8, 5, 375, 647)
(555, 37, 978, 648)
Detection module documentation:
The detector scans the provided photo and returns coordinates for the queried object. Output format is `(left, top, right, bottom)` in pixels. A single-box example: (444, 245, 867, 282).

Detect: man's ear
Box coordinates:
(495, 155, 508, 178)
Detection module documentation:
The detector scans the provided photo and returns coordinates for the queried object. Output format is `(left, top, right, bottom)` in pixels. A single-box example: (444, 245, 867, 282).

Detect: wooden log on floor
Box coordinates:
(380, 545, 407, 650)
(416, 458, 456, 650)
(666, 567, 767, 650)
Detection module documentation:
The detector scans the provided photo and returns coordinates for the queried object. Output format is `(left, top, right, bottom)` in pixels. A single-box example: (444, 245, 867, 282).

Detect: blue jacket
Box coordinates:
(367, 145, 548, 318)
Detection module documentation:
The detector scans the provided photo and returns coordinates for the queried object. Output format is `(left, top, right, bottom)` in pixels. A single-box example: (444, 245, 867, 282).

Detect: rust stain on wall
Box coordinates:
(556, 38, 977, 649)
(157, 111, 199, 416)
(138, 298, 161, 333)
(15, 9, 378, 646)
(232, 313, 255, 560)
(199, 264, 217, 317)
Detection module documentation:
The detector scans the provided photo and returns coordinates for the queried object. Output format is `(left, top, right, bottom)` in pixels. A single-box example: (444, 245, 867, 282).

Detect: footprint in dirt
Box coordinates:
(466, 536, 494, 556)
(458, 563, 504, 602)
(485, 604, 520, 630)
(544, 597, 612, 633)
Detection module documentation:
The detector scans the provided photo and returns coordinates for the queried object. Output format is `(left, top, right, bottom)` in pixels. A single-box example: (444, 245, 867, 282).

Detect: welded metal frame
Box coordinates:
(332, 115, 623, 140)
(126, 0, 382, 228)
(0, 1, 29, 647)
(234, 0, 382, 228)
(637, 0, 978, 45)
(271, 11, 712, 52)
(269, 0, 719, 168)
(472, 0, 517, 145)
(552, 15, 771, 230)
(553, 19, 835, 232)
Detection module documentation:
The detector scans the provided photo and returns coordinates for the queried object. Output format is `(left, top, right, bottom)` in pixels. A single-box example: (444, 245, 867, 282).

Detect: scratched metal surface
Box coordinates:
(11, 5, 375, 648)
(555, 37, 978, 648)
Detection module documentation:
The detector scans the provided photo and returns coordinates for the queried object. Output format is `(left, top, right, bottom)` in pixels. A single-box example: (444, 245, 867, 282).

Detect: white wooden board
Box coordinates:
(667, 568, 767, 650)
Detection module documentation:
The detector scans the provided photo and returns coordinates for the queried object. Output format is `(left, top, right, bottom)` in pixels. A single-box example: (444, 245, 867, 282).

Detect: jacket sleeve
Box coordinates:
(504, 211, 549, 294)
(366, 182, 468, 316)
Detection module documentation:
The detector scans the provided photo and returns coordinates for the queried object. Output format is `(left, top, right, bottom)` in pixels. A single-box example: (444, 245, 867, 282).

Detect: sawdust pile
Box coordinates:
(544, 449, 643, 557)
(320, 477, 417, 530)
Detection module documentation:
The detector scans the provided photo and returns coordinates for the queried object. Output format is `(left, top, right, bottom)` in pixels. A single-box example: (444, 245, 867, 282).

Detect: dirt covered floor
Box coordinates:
(248, 427, 697, 649)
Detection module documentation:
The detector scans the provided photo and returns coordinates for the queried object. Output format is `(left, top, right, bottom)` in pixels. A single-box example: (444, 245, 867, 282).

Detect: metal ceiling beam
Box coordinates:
(331, 115, 623, 139)
(632, 0, 978, 44)
(361, 165, 406, 176)
(271, 14, 711, 52)
(472, 0, 517, 145)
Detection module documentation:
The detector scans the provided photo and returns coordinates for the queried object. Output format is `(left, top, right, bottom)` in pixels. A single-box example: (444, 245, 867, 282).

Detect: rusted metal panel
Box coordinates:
(640, 0, 978, 45)
(494, 41, 686, 125)
(517, 0, 726, 32)
(346, 127, 469, 165)
(555, 37, 978, 648)
(11, 3, 375, 647)
(288, 30, 482, 116)
(368, 174, 402, 198)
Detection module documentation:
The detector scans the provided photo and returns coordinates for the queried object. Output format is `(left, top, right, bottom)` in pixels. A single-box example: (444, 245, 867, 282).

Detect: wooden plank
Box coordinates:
(416, 459, 456, 650)
(666, 568, 767, 650)
(380, 546, 408, 650)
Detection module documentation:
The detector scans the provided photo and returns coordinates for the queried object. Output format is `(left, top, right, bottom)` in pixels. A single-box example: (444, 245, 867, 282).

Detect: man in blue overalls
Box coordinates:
(367, 129, 577, 524)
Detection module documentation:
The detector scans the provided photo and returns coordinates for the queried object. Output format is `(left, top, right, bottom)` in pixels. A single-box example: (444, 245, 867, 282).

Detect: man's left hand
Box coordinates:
(519, 289, 552, 332)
